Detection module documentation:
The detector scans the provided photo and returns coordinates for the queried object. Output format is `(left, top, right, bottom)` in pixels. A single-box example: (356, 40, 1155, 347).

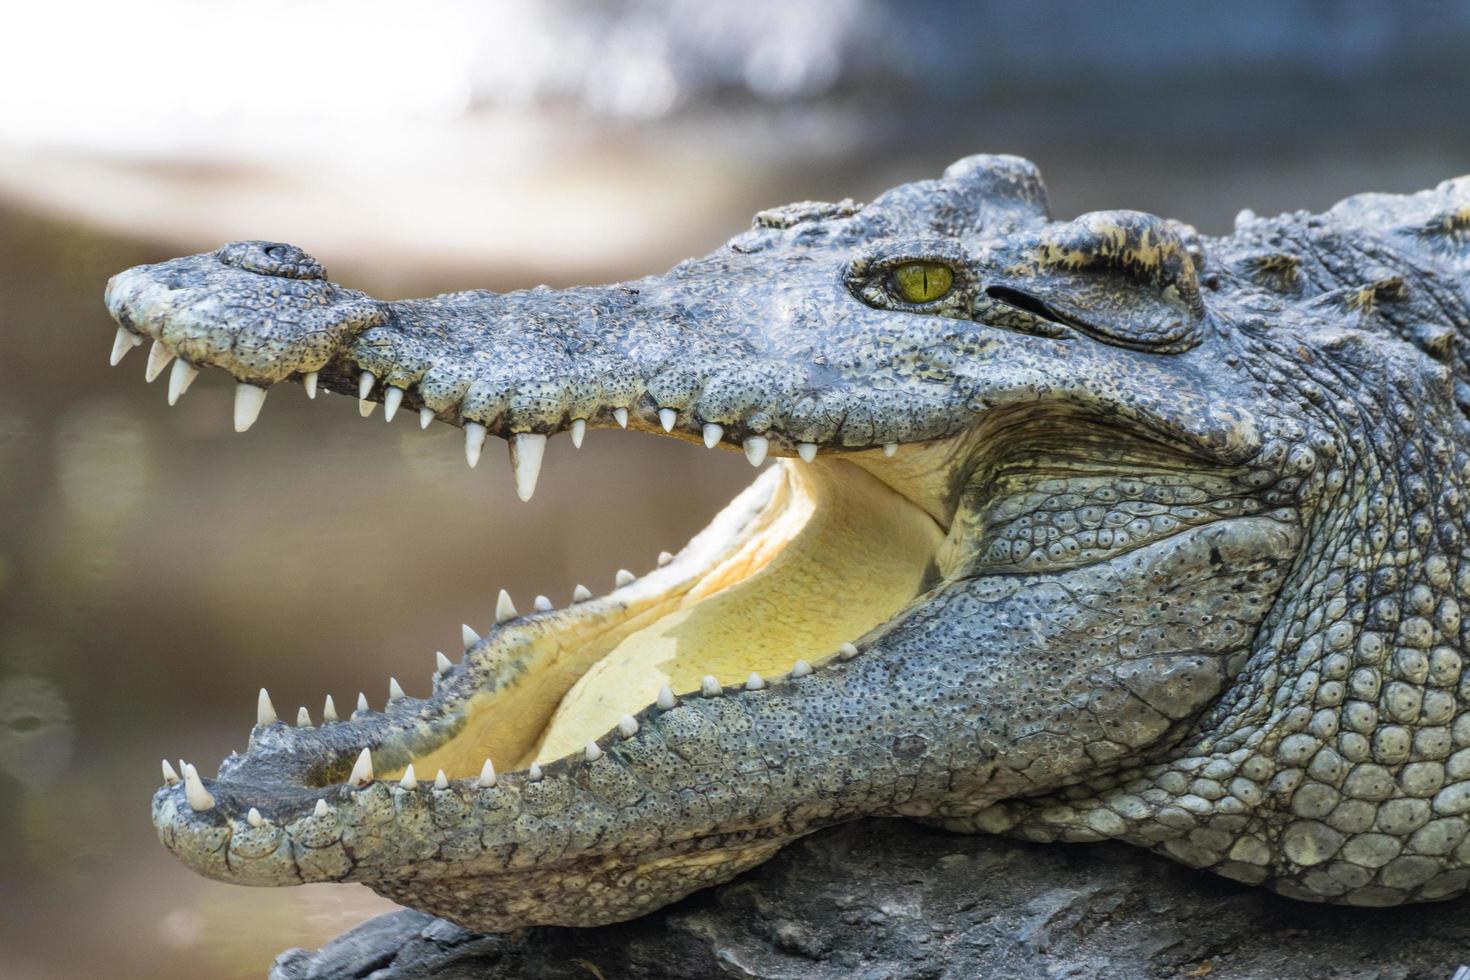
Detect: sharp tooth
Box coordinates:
(435, 651, 452, 675)
(883, 442, 898, 457)
(314, 798, 329, 818)
(702, 423, 723, 448)
(614, 569, 635, 588)
(745, 672, 765, 690)
(322, 694, 338, 722)
(657, 551, 673, 567)
(743, 436, 769, 467)
(161, 759, 180, 785)
(658, 408, 677, 432)
(303, 371, 319, 399)
(356, 692, 370, 714)
(533, 595, 553, 612)
(527, 762, 544, 782)
(510, 432, 547, 501)
(166, 359, 199, 405)
(657, 684, 677, 709)
(383, 386, 404, 422)
(182, 763, 215, 812)
(477, 758, 497, 788)
(247, 807, 264, 827)
(701, 675, 722, 697)
(256, 688, 277, 727)
(358, 371, 377, 417)
(838, 642, 859, 660)
(618, 714, 639, 737)
(387, 677, 406, 702)
(572, 584, 592, 603)
(495, 589, 517, 623)
(570, 419, 586, 448)
(145, 340, 174, 382)
(464, 422, 486, 467)
(399, 764, 418, 790)
(797, 442, 818, 463)
(613, 408, 629, 428)
(234, 383, 268, 432)
(434, 769, 448, 790)
(110, 327, 143, 366)
(584, 741, 603, 762)
(462, 624, 481, 649)
(419, 406, 434, 429)
(296, 706, 312, 727)
(791, 659, 812, 677)
(349, 747, 374, 787)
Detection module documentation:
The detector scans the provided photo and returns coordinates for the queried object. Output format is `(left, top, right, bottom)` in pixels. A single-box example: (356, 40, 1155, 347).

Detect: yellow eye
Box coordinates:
(892, 261, 954, 303)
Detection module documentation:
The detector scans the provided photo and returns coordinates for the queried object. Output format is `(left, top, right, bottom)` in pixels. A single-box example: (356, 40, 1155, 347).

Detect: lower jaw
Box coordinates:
(367, 457, 944, 784)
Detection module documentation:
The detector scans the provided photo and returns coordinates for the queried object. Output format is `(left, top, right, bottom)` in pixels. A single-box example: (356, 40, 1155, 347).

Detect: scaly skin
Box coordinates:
(105, 155, 1470, 927)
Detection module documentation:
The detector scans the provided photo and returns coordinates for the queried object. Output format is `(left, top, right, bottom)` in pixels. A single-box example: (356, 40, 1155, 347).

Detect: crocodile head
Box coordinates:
(109, 156, 1470, 925)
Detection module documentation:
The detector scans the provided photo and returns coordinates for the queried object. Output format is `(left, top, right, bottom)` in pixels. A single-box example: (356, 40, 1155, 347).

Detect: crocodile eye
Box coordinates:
(891, 261, 953, 303)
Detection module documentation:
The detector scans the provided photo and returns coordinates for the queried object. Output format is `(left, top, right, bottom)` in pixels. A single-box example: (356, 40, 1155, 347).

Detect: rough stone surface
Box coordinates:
(271, 819, 1470, 979)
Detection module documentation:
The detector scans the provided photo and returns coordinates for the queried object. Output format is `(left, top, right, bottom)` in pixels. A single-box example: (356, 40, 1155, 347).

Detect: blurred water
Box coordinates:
(0, 2, 1468, 976)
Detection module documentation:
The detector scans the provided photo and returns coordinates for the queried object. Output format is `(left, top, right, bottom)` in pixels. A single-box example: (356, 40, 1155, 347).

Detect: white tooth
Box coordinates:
(234, 383, 268, 432)
(495, 589, 517, 623)
(167, 359, 199, 405)
(387, 677, 406, 702)
(657, 684, 677, 709)
(358, 371, 376, 417)
(701, 675, 722, 697)
(314, 798, 329, 818)
(110, 327, 143, 366)
(510, 433, 546, 502)
(322, 694, 338, 722)
(419, 406, 434, 429)
(838, 642, 859, 660)
(145, 340, 174, 382)
(572, 584, 592, 603)
(883, 442, 898, 457)
(462, 624, 481, 649)
(296, 706, 312, 727)
(744, 436, 769, 467)
(256, 688, 277, 727)
(161, 759, 180, 785)
(477, 758, 497, 788)
(533, 595, 553, 612)
(618, 714, 639, 737)
(399, 764, 417, 790)
(434, 769, 448, 790)
(383, 386, 404, 422)
(584, 741, 603, 762)
(349, 747, 374, 787)
(435, 651, 452, 675)
(303, 371, 319, 399)
(570, 418, 586, 448)
(614, 569, 635, 588)
(356, 692, 370, 714)
(657, 551, 674, 567)
(527, 762, 543, 782)
(702, 423, 723, 448)
(797, 442, 818, 463)
(658, 408, 677, 432)
(745, 672, 765, 691)
(613, 408, 629, 428)
(463, 422, 486, 467)
(247, 807, 264, 827)
(182, 762, 215, 812)
(791, 659, 812, 677)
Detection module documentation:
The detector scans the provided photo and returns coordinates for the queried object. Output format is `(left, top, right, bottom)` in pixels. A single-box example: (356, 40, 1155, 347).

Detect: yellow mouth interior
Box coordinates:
(395, 459, 942, 780)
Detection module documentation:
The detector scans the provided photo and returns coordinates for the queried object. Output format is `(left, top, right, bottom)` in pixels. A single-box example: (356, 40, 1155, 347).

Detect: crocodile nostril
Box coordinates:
(216, 240, 327, 281)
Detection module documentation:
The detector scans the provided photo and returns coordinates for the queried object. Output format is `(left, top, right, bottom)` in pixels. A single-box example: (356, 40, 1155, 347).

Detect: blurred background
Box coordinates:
(1, 1, 1468, 975)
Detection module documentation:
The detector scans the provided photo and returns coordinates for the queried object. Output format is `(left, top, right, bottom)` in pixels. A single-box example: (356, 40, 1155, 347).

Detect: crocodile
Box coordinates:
(105, 155, 1470, 929)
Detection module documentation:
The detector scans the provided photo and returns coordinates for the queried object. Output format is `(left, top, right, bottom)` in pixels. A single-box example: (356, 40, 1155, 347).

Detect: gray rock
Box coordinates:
(270, 819, 1470, 979)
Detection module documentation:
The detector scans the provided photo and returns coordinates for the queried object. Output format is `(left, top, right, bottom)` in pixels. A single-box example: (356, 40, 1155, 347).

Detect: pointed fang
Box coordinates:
(613, 408, 629, 428)
(434, 769, 448, 790)
(323, 694, 338, 722)
(462, 623, 481, 649)
(572, 584, 592, 603)
(464, 422, 486, 467)
(419, 406, 433, 429)
(744, 436, 769, 467)
(145, 340, 174, 382)
(110, 326, 143, 366)
(658, 408, 677, 432)
(702, 423, 723, 448)
(528, 762, 544, 782)
(161, 759, 180, 785)
(234, 383, 268, 432)
(435, 651, 452, 675)
(477, 758, 497, 788)
(314, 798, 329, 818)
(615, 569, 635, 588)
(570, 418, 586, 448)
(349, 747, 374, 787)
(182, 763, 215, 812)
(166, 359, 199, 405)
(383, 386, 404, 422)
(657, 684, 677, 710)
(399, 764, 417, 790)
(745, 672, 765, 690)
(296, 706, 312, 727)
(618, 714, 639, 737)
(303, 371, 319, 399)
(256, 688, 277, 727)
(356, 692, 370, 714)
(357, 371, 376, 417)
(797, 442, 818, 463)
(495, 589, 517, 624)
(387, 677, 406, 702)
(511, 432, 547, 501)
